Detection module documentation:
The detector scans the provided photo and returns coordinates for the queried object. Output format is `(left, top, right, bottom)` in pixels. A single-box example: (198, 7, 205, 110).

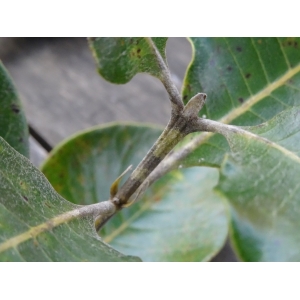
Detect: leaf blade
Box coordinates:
(180, 37, 300, 168)
(216, 106, 300, 261)
(0, 137, 140, 262)
(88, 37, 168, 84)
(0, 62, 29, 157)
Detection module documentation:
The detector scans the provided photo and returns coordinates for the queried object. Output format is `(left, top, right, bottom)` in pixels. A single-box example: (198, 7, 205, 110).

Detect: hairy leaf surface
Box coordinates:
(88, 37, 168, 84)
(41, 124, 228, 261)
(216, 106, 300, 261)
(0, 137, 140, 262)
(0, 62, 29, 157)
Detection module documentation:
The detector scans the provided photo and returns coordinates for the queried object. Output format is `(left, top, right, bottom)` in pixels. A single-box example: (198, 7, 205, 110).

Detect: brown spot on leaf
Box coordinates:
(294, 41, 298, 48)
(227, 66, 232, 71)
(245, 73, 251, 79)
(238, 98, 244, 103)
(22, 195, 28, 202)
(183, 95, 188, 101)
(236, 46, 242, 52)
(137, 48, 141, 53)
(257, 39, 262, 44)
(44, 202, 52, 208)
(288, 41, 292, 46)
(11, 104, 20, 113)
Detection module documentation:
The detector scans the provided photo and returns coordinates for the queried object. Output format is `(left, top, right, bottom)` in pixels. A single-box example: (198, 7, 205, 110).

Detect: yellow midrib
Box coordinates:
(219, 64, 300, 125)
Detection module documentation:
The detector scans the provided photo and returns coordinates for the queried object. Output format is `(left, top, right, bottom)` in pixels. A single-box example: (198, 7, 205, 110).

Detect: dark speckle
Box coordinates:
(288, 41, 292, 46)
(238, 98, 244, 103)
(183, 95, 188, 101)
(18, 137, 23, 143)
(245, 73, 251, 79)
(137, 48, 141, 53)
(22, 195, 28, 202)
(236, 46, 242, 52)
(294, 41, 298, 48)
(227, 66, 232, 71)
(11, 104, 20, 114)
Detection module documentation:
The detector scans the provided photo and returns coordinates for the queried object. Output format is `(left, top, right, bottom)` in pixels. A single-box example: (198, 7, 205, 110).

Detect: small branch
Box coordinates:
(134, 119, 245, 202)
(112, 93, 207, 208)
(145, 37, 184, 114)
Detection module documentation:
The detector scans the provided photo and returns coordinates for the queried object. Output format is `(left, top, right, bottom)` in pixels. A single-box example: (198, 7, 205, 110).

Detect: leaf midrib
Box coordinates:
(220, 63, 300, 125)
(183, 63, 300, 156)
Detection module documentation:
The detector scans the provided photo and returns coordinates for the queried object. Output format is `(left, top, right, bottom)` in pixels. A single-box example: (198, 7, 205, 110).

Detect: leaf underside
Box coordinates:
(0, 137, 140, 262)
(41, 124, 228, 262)
(216, 106, 300, 261)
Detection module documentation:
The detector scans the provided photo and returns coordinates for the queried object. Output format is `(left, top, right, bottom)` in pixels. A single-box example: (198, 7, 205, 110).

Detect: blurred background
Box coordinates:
(0, 37, 236, 261)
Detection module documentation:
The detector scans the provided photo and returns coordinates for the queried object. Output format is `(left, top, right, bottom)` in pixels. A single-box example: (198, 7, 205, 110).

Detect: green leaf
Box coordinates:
(0, 62, 29, 157)
(0, 137, 140, 262)
(181, 37, 300, 168)
(41, 124, 228, 261)
(216, 106, 300, 261)
(88, 37, 168, 83)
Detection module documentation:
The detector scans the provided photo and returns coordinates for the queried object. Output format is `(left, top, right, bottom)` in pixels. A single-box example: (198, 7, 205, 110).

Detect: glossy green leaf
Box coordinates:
(0, 62, 29, 157)
(88, 37, 168, 83)
(41, 124, 228, 261)
(216, 106, 300, 261)
(181, 37, 300, 168)
(0, 137, 140, 262)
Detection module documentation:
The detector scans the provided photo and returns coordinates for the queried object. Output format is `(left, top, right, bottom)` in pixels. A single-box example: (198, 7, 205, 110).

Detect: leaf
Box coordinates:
(0, 137, 140, 262)
(41, 124, 228, 261)
(216, 106, 300, 261)
(0, 62, 29, 157)
(88, 37, 168, 83)
(180, 37, 300, 168)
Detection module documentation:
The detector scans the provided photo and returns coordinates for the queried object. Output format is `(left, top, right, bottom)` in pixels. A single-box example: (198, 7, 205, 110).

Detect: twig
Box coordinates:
(112, 93, 207, 209)
(145, 37, 184, 114)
